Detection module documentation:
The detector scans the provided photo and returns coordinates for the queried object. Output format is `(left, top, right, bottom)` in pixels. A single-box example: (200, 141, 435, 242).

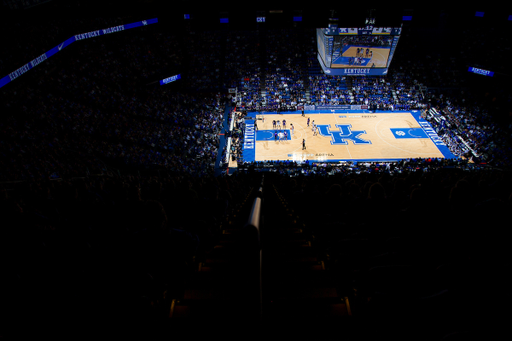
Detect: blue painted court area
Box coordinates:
(256, 130, 291, 141)
(390, 128, 429, 139)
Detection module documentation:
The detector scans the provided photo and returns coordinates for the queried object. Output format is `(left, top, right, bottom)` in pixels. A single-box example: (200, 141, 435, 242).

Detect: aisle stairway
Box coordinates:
(261, 173, 351, 319)
(169, 173, 352, 320)
(169, 181, 261, 319)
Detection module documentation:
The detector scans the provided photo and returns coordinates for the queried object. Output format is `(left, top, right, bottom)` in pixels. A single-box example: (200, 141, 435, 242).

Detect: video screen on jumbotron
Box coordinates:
(317, 25, 401, 76)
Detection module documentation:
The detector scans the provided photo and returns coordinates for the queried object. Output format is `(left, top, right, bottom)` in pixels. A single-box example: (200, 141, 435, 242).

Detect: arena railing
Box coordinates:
(244, 176, 264, 318)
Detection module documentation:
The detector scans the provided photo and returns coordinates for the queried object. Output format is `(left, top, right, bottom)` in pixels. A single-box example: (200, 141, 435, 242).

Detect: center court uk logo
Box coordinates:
(396, 131, 406, 136)
(317, 124, 371, 145)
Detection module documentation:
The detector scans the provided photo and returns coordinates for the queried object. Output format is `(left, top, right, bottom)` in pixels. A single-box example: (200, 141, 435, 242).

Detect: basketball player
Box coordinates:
(302, 138, 306, 150)
(307, 117, 310, 127)
(282, 119, 286, 129)
(290, 123, 294, 136)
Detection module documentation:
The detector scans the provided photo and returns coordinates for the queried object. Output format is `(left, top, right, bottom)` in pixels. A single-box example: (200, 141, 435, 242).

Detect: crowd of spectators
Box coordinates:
(230, 28, 429, 114)
(181, 29, 224, 92)
(307, 73, 426, 111)
(219, 111, 246, 170)
(2, 7, 512, 183)
(225, 29, 262, 105)
(1, 22, 225, 181)
(269, 159, 512, 331)
(239, 157, 486, 177)
(1, 6, 512, 330)
(0, 168, 256, 324)
(261, 29, 308, 111)
(230, 26, 511, 168)
(425, 98, 511, 166)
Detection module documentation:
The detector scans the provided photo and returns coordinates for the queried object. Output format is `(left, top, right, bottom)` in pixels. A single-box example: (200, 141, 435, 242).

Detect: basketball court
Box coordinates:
(332, 46, 389, 68)
(241, 110, 455, 164)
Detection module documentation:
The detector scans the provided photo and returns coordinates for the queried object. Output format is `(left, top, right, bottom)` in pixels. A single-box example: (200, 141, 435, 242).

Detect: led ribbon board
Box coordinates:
(0, 18, 158, 89)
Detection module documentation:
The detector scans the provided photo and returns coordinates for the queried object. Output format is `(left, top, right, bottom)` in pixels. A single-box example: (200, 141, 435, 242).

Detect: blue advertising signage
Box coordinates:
(468, 67, 494, 77)
(160, 74, 181, 85)
(0, 18, 158, 89)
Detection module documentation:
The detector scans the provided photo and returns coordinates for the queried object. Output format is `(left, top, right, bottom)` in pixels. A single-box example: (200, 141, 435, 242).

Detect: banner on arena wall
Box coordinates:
(159, 74, 181, 85)
(242, 120, 256, 162)
(0, 18, 158, 89)
(468, 67, 494, 77)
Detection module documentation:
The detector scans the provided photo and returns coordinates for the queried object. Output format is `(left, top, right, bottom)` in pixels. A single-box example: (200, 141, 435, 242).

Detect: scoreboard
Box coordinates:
(317, 25, 402, 76)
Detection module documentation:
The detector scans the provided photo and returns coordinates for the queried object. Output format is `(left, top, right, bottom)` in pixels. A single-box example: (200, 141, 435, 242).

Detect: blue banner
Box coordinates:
(160, 74, 181, 85)
(468, 67, 494, 77)
(243, 120, 256, 162)
(0, 18, 158, 89)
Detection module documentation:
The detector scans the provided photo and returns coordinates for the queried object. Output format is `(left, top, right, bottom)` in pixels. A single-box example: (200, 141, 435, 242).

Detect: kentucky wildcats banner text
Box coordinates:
(0, 18, 158, 89)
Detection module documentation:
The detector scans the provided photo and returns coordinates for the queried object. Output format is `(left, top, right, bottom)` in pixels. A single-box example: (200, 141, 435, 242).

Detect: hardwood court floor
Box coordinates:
(255, 112, 445, 162)
(332, 46, 389, 68)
